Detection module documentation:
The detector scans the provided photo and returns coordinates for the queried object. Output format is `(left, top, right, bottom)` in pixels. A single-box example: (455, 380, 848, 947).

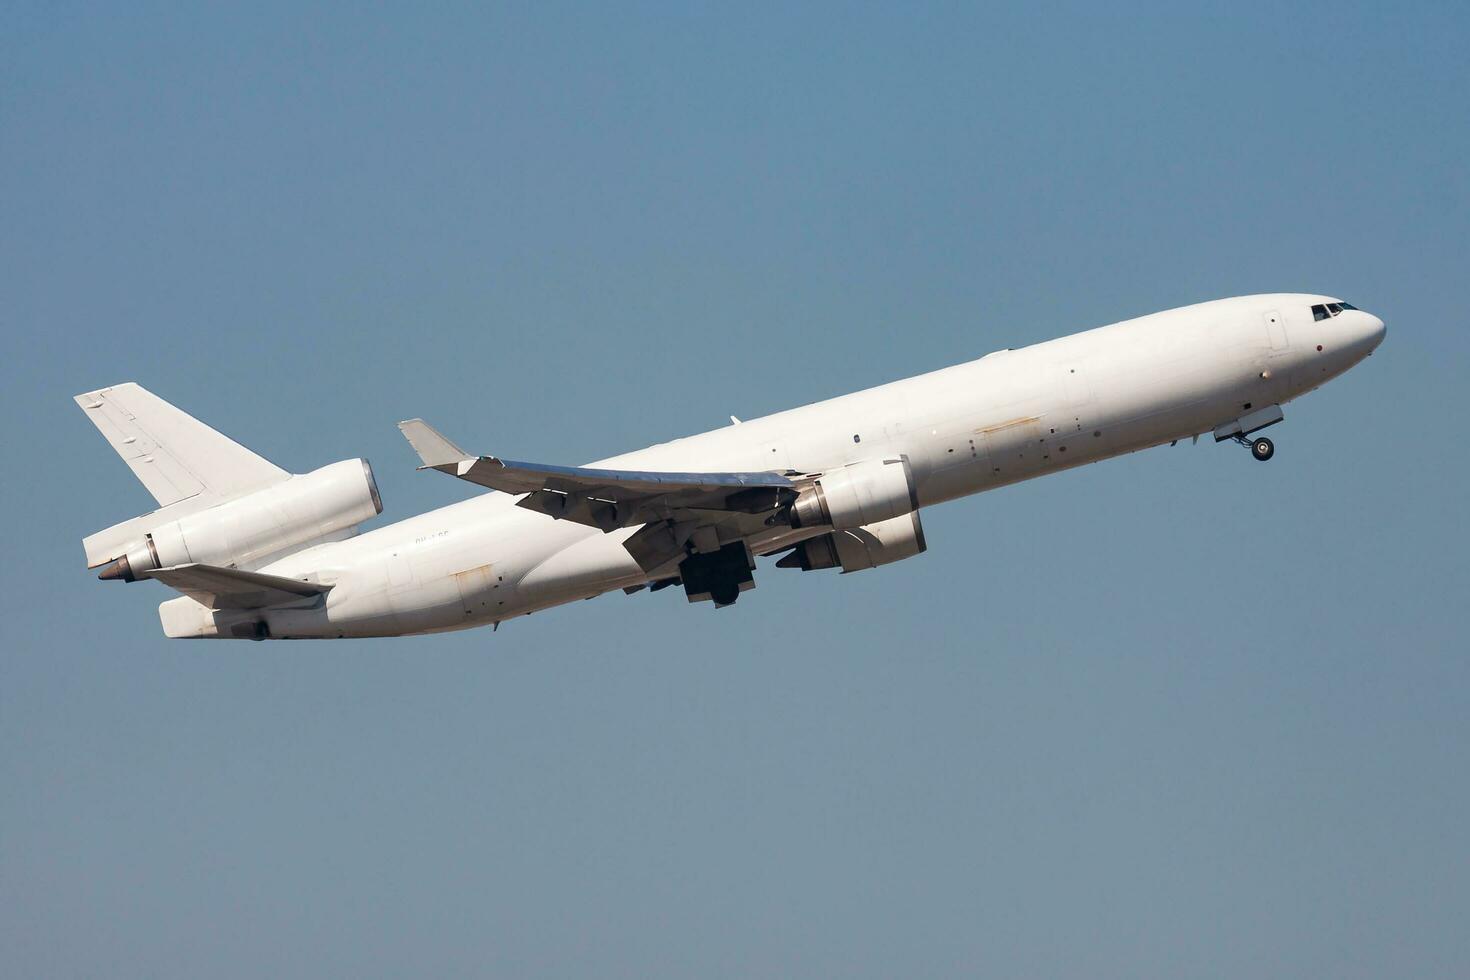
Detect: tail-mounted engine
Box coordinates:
(96, 459, 383, 582)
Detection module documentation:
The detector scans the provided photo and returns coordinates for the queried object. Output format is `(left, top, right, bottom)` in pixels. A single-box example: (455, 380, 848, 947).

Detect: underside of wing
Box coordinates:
(142, 563, 332, 610)
(397, 419, 799, 533)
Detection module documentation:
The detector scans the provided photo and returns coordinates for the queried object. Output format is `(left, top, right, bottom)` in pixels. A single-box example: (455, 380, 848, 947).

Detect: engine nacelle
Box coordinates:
(778, 511, 927, 573)
(788, 455, 918, 529)
(100, 459, 382, 581)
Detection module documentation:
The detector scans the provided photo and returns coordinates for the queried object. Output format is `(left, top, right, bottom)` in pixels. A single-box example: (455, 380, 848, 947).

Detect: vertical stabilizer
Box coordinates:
(75, 383, 289, 507)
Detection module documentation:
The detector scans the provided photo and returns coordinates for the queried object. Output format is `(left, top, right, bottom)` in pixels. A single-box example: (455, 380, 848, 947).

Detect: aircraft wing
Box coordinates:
(142, 563, 332, 610)
(397, 419, 798, 533)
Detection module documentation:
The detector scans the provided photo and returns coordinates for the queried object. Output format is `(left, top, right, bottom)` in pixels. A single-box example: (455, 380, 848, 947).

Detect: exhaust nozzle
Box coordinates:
(97, 555, 135, 582)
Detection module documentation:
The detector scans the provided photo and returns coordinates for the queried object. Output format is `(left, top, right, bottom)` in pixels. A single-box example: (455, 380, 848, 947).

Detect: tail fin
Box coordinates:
(75, 383, 288, 507)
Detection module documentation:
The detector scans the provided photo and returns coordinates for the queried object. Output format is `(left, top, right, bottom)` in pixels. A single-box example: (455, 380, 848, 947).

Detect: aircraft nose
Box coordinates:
(1365, 312, 1387, 351)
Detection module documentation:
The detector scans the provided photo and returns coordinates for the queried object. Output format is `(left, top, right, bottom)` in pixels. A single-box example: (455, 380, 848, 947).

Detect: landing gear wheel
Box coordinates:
(709, 581, 740, 607)
(1251, 436, 1275, 462)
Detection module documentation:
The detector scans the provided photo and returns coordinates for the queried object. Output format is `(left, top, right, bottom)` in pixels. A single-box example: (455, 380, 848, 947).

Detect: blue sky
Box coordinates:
(3, 3, 1467, 976)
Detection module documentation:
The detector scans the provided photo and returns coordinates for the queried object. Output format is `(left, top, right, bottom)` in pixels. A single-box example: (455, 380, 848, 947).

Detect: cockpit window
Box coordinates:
(1311, 301, 1358, 321)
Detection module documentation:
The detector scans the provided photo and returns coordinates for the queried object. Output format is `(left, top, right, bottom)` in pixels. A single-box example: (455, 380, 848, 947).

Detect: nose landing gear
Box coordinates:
(1231, 433, 1275, 461)
(1214, 404, 1283, 463)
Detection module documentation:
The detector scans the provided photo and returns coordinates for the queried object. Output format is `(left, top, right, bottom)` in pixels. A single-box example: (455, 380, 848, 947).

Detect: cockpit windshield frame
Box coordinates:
(1311, 301, 1358, 321)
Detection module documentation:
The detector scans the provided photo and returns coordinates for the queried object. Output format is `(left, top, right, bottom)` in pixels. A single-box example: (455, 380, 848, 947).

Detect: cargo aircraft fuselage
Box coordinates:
(77, 294, 1385, 639)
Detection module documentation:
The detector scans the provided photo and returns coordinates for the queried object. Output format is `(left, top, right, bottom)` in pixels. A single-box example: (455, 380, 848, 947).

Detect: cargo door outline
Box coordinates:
(979, 415, 1046, 477)
(452, 562, 499, 617)
(916, 411, 990, 499)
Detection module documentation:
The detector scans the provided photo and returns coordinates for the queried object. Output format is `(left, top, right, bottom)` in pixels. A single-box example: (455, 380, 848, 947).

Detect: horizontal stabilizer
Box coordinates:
(141, 563, 331, 610)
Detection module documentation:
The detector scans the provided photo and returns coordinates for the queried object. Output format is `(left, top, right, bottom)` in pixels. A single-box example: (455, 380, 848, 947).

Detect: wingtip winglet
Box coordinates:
(397, 418, 471, 469)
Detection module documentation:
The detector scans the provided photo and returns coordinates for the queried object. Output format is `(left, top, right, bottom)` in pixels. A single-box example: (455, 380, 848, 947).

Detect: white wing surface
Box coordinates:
(397, 418, 796, 533)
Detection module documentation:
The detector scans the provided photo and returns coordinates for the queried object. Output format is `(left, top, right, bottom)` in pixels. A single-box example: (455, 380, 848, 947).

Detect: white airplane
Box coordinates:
(78, 294, 1385, 640)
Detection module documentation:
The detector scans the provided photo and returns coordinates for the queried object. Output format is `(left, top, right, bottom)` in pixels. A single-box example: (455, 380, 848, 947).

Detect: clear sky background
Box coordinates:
(3, 2, 1467, 977)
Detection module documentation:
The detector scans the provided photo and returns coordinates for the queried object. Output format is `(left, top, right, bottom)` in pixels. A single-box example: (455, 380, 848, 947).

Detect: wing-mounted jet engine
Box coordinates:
(397, 420, 934, 607)
(775, 511, 927, 574)
(783, 456, 919, 530)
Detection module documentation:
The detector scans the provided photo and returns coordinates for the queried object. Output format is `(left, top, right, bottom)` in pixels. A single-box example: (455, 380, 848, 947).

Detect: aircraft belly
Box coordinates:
(516, 531, 644, 604)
